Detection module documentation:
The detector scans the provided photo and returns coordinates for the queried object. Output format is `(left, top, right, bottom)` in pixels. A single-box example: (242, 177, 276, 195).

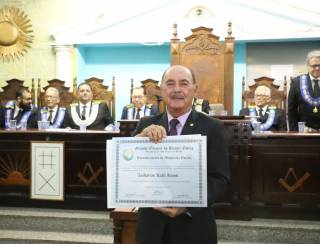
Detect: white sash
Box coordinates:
(71, 103, 99, 127)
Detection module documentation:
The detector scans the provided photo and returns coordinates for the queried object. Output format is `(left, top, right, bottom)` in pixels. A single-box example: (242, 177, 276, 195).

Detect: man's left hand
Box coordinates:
(153, 207, 187, 218)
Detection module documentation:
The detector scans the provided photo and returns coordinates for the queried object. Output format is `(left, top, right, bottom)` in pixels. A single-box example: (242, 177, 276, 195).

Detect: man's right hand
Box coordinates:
(137, 124, 167, 143)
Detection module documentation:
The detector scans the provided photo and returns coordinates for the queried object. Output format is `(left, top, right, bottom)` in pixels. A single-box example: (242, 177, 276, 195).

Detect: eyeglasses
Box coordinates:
(255, 94, 269, 97)
(132, 95, 144, 99)
(309, 64, 320, 69)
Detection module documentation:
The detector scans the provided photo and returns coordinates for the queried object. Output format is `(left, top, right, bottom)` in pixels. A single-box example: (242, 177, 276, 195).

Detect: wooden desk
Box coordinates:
(249, 132, 320, 219)
(0, 129, 119, 210)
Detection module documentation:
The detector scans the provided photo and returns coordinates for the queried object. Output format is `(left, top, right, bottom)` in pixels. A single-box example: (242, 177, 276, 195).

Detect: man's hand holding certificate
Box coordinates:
(107, 135, 207, 208)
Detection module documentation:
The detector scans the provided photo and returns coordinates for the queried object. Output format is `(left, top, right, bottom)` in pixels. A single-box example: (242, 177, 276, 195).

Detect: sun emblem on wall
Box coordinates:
(0, 6, 33, 61)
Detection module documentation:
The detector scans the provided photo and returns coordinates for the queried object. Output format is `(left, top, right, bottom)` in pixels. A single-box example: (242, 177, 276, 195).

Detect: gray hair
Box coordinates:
(45, 87, 60, 97)
(306, 50, 320, 65)
(255, 85, 271, 97)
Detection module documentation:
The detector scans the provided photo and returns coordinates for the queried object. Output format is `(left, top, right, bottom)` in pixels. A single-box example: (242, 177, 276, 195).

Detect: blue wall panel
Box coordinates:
(77, 44, 170, 121)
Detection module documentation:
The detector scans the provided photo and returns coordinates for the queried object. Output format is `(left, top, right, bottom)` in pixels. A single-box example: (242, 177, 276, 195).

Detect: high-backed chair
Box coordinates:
(170, 23, 235, 114)
(0, 79, 35, 105)
(242, 76, 287, 111)
(37, 79, 75, 108)
(85, 77, 115, 120)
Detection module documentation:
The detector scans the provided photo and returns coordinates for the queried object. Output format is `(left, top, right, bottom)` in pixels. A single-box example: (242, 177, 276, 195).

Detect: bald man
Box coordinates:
(133, 65, 230, 244)
(239, 85, 287, 131)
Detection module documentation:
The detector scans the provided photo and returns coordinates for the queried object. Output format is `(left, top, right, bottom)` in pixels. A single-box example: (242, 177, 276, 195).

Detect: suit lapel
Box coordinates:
(76, 104, 81, 117)
(158, 113, 169, 132)
(181, 110, 197, 135)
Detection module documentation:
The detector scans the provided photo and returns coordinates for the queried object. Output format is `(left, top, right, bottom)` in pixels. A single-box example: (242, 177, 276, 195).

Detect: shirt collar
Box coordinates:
(167, 109, 192, 129)
(80, 101, 91, 109)
(136, 105, 145, 111)
(256, 105, 268, 114)
(48, 105, 58, 112)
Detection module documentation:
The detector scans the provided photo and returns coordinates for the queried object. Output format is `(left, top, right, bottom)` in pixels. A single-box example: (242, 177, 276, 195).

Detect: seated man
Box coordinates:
(64, 83, 113, 130)
(192, 97, 210, 114)
(38, 87, 68, 128)
(2, 88, 37, 129)
(121, 87, 158, 120)
(239, 85, 287, 131)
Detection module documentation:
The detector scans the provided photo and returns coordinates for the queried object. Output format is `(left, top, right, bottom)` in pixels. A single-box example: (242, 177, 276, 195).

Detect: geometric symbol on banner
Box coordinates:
(78, 162, 104, 186)
(278, 168, 311, 193)
(38, 173, 56, 191)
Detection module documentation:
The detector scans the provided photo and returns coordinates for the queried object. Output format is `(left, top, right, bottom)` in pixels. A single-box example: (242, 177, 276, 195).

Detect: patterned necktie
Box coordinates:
(313, 80, 320, 98)
(168, 119, 179, 136)
(258, 108, 263, 117)
(48, 109, 54, 124)
(136, 108, 141, 120)
(81, 105, 87, 120)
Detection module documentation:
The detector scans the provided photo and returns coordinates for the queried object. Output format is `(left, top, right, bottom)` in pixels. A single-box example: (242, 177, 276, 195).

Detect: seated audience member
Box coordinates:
(193, 97, 210, 114)
(64, 83, 113, 130)
(3, 88, 37, 129)
(288, 49, 320, 131)
(38, 87, 68, 128)
(121, 87, 158, 120)
(239, 85, 287, 131)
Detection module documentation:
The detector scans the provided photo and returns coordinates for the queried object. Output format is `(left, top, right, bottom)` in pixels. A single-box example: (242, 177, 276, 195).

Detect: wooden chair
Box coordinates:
(242, 76, 287, 111)
(0, 78, 35, 105)
(37, 78, 75, 107)
(85, 77, 116, 120)
(170, 23, 235, 114)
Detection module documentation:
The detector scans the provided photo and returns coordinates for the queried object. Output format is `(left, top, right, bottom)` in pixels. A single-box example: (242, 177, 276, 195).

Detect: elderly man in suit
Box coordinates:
(133, 65, 230, 244)
(2, 88, 37, 129)
(288, 49, 320, 131)
(38, 87, 69, 128)
(64, 83, 113, 130)
(239, 85, 287, 131)
(121, 87, 158, 120)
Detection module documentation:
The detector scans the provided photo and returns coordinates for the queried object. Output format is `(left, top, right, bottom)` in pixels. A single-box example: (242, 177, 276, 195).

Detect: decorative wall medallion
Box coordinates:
(0, 6, 33, 61)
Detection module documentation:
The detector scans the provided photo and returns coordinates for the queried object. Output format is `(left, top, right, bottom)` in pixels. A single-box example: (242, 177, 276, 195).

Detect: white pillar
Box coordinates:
(53, 45, 74, 89)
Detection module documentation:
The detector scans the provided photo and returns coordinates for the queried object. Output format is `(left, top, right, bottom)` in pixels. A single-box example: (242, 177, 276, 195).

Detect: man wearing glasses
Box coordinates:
(121, 87, 158, 120)
(240, 85, 287, 131)
(288, 50, 320, 131)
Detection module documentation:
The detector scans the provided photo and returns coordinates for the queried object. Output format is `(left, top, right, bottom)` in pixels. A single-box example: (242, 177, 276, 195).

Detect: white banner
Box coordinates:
(31, 142, 64, 201)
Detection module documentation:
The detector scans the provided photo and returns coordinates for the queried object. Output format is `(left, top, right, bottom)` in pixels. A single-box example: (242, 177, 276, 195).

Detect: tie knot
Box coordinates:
(313, 79, 319, 83)
(169, 119, 179, 136)
(49, 109, 54, 113)
(83, 105, 87, 108)
(170, 119, 179, 128)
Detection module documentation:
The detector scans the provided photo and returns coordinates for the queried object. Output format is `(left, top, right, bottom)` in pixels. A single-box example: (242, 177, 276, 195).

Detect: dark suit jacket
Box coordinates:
(120, 104, 158, 120)
(239, 107, 287, 131)
(133, 110, 230, 244)
(1, 102, 38, 129)
(288, 74, 320, 131)
(37, 107, 69, 128)
(64, 102, 113, 130)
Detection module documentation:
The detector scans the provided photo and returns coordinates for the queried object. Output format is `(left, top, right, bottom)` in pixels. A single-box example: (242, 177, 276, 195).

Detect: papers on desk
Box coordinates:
(107, 135, 207, 208)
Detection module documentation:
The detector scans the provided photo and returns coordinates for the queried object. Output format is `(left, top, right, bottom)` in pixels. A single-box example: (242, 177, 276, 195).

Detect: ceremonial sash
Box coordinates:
(71, 103, 99, 127)
(249, 107, 276, 131)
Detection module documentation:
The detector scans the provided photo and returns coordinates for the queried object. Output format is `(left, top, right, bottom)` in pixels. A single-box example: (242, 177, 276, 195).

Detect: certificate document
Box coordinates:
(107, 135, 207, 208)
